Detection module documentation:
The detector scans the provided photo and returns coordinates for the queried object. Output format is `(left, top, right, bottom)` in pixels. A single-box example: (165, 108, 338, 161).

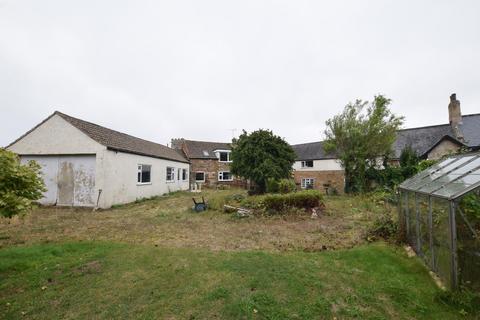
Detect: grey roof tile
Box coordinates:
(180, 140, 232, 159)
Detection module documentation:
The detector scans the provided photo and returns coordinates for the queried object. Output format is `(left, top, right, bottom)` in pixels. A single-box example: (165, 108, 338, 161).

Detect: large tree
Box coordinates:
(0, 149, 46, 218)
(324, 95, 404, 193)
(230, 129, 295, 192)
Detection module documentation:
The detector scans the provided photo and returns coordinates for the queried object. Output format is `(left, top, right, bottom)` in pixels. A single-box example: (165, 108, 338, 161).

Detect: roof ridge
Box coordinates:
(291, 141, 324, 147)
(397, 123, 450, 132)
(184, 139, 231, 145)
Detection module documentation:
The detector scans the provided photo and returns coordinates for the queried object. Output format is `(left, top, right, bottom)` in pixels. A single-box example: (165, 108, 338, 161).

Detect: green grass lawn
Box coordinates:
(0, 241, 464, 319)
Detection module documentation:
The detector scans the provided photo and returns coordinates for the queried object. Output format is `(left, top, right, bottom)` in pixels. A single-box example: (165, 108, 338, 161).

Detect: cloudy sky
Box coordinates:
(1, 0, 479, 147)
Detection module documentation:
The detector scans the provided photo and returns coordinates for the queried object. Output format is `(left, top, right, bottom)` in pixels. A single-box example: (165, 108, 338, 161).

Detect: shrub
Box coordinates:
(265, 178, 279, 194)
(435, 289, 480, 316)
(262, 190, 323, 213)
(0, 149, 46, 218)
(277, 179, 296, 194)
(367, 212, 398, 241)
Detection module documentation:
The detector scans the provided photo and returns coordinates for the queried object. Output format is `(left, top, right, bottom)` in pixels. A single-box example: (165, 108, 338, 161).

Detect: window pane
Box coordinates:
(195, 172, 205, 181)
(220, 152, 228, 161)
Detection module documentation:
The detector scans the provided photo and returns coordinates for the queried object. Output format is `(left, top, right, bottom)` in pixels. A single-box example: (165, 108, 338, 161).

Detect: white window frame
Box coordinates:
(195, 171, 205, 182)
(301, 178, 315, 189)
(301, 160, 314, 168)
(216, 150, 232, 163)
(182, 168, 188, 181)
(137, 164, 152, 185)
(166, 167, 175, 182)
(218, 171, 234, 182)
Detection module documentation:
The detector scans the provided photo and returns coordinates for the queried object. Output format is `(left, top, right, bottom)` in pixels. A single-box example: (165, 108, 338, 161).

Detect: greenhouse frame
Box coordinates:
(399, 152, 480, 291)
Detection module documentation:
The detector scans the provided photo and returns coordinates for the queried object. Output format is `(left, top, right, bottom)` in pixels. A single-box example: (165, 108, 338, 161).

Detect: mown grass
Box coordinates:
(0, 241, 466, 319)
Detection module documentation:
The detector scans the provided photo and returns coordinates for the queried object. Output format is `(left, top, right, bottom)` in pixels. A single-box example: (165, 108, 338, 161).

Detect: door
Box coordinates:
(21, 155, 96, 207)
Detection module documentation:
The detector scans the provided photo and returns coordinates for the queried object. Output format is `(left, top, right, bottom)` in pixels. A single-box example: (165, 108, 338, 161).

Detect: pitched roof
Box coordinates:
(180, 139, 232, 159)
(292, 114, 480, 161)
(393, 113, 480, 159)
(8, 111, 189, 163)
(291, 141, 336, 161)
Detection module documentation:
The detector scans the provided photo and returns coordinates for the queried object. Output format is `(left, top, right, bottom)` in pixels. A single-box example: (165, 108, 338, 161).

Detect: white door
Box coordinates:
(21, 155, 96, 207)
(21, 156, 58, 205)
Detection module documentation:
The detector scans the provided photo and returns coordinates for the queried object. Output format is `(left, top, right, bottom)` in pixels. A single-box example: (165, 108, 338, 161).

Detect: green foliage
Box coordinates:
(230, 130, 296, 193)
(435, 288, 480, 317)
(399, 146, 420, 178)
(367, 212, 398, 242)
(277, 179, 296, 194)
(265, 178, 279, 193)
(416, 159, 437, 172)
(0, 149, 46, 218)
(459, 192, 480, 220)
(324, 95, 404, 193)
(262, 190, 323, 213)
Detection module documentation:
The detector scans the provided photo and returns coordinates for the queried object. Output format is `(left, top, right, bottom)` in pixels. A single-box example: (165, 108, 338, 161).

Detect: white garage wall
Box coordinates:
(8, 114, 105, 155)
(99, 150, 190, 208)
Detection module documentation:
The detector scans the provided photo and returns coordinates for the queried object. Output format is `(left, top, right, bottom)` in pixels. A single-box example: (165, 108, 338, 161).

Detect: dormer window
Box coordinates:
(217, 150, 232, 162)
(301, 160, 314, 168)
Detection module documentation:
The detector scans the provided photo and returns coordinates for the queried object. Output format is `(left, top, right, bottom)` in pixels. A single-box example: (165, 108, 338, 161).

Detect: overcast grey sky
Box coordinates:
(1, 0, 479, 147)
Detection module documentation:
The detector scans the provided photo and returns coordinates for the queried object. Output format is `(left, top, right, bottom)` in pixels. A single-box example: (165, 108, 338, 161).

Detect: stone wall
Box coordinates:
(293, 170, 345, 194)
(427, 139, 461, 160)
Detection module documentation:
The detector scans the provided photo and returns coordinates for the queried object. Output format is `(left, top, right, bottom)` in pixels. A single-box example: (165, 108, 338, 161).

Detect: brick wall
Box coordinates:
(190, 158, 245, 187)
(293, 170, 345, 194)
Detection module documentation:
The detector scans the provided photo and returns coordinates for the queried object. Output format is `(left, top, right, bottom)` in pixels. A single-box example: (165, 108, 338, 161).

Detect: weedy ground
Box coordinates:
(0, 190, 469, 319)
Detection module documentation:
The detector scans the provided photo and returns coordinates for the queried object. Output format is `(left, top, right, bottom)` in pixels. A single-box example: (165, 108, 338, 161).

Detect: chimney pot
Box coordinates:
(450, 93, 456, 102)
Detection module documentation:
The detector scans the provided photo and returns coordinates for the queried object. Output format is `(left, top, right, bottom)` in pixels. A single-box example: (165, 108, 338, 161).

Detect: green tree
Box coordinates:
(230, 130, 296, 193)
(399, 146, 420, 179)
(324, 95, 404, 193)
(0, 149, 46, 218)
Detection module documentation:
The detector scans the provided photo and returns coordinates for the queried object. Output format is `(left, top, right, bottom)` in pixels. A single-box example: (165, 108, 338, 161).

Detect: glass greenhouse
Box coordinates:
(399, 153, 480, 290)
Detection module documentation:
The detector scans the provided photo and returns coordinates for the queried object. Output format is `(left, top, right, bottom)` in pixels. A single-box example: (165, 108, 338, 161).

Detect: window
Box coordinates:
(166, 167, 175, 181)
(195, 172, 205, 182)
(301, 160, 314, 168)
(301, 178, 315, 189)
(137, 165, 151, 184)
(218, 171, 233, 181)
(218, 151, 231, 162)
(177, 168, 181, 180)
(182, 169, 188, 181)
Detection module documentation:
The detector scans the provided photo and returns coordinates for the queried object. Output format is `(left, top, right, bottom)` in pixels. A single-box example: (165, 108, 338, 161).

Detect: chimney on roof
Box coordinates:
(448, 93, 464, 142)
(170, 138, 184, 150)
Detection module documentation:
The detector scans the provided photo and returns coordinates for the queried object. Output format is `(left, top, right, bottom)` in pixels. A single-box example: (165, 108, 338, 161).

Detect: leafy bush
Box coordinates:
(416, 159, 437, 172)
(262, 190, 323, 213)
(0, 149, 46, 217)
(459, 192, 480, 220)
(265, 178, 279, 194)
(367, 212, 398, 241)
(435, 288, 480, 316)
(278, 179, 296, 194)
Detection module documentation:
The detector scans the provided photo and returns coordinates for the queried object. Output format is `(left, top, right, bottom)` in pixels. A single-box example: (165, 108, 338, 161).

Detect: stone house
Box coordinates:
(292, 94, 480, 193)
(171, 139, 246, 188)
(6, 111, 190, 208)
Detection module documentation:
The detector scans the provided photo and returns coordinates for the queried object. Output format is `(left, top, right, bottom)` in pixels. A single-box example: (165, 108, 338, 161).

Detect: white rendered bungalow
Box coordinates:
(6, 111, 190, 208)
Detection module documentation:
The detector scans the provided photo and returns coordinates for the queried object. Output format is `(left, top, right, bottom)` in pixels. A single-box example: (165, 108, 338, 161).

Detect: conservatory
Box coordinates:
(399, 153, 480, 291)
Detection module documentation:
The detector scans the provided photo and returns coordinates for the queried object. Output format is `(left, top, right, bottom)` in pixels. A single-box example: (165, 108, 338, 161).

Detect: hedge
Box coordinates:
(262, 190, 323, 212)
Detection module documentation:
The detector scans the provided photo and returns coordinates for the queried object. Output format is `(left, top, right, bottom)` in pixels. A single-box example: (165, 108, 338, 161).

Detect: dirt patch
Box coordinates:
(0, 191, 387, 252)
(74, 260, 102, 275)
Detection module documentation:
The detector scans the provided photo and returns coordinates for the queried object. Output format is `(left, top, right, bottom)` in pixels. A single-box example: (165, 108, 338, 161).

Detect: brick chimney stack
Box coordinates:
(448, 93, 464, 142)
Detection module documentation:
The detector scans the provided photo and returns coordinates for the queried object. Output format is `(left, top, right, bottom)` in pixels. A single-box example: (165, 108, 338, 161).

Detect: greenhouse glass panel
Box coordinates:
(407, 191, 417, 250)
(417, 194, 431, 265)
(400, 158, 458, 190)
(431, 197, 452, 288)
(456, 190, 480, 291)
